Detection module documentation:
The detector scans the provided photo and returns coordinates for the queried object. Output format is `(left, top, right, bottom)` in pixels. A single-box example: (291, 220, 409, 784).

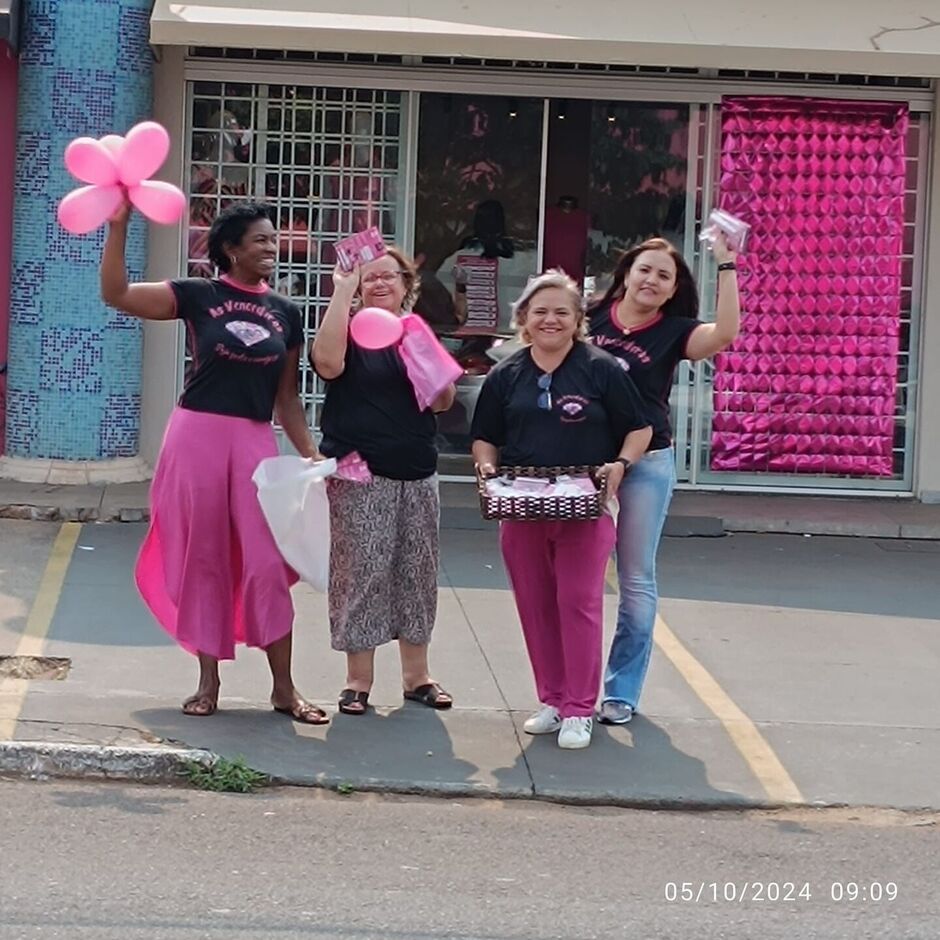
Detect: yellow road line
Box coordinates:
(605, 561, 803, 805)
(0, 522, 82, 740)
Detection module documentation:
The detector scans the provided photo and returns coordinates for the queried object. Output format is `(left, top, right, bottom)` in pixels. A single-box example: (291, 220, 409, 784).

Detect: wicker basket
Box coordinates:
(477, 465, 603, 521)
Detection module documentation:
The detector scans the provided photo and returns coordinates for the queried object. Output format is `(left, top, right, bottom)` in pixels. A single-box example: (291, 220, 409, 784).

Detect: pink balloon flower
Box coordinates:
(58, 121, 186, 235)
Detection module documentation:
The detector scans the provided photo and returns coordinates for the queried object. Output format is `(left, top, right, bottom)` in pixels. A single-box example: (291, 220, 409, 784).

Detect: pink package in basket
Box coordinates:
(335, 451, 373, 483)
(334, 227, 387, 272)
(399, 313, 464, 410)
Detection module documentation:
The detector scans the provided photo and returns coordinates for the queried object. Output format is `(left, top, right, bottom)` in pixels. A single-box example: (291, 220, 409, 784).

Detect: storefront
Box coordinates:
(145, 2, 940, 498)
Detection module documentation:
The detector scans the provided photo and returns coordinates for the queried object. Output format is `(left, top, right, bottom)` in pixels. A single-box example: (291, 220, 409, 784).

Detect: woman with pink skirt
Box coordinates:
(100, 201, 328, 724)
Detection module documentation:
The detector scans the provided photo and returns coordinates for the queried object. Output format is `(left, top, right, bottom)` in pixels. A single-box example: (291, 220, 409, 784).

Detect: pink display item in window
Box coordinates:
(334, 226, 387, 272)
(710, 97, 908, 477)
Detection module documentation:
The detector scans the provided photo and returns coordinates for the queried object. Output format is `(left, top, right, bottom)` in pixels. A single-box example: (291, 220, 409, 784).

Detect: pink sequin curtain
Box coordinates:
(710, 97, 908, 476)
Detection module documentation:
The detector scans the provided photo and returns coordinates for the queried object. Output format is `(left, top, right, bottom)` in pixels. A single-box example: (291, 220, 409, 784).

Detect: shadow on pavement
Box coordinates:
(658, 533, 940, 620)
(496, 714, 753, 808)
(135, 703, 485, 795)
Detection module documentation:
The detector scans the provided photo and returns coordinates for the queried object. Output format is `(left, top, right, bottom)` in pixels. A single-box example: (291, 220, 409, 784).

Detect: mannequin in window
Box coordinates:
(543, 194, 590, 286)
(431, 200, 536, 333)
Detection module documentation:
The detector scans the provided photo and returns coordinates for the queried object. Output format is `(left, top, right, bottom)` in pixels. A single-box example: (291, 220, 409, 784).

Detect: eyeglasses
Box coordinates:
(361, 271, 405, 286)
(537, 372, 553, 411)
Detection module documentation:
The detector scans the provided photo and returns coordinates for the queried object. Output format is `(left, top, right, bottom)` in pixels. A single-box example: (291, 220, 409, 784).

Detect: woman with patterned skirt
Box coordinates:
(311, 247, 456, 716)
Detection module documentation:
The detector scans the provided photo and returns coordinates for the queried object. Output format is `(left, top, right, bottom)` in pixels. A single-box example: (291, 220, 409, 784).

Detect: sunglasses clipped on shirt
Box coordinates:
(537, 372, 553, 411)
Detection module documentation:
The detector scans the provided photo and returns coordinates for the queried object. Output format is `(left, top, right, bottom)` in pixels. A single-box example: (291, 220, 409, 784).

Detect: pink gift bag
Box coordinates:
(399, 314, 464, 410)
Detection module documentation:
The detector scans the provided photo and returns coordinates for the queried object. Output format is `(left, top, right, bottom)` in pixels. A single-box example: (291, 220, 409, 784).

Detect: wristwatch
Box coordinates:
(717, 261, 737, 272)
(615, 457, 634, 473)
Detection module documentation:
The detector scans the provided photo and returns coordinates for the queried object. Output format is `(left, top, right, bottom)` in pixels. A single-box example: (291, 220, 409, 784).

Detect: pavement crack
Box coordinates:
(13, 717, 166, 744)
(869, 16, 940, 50)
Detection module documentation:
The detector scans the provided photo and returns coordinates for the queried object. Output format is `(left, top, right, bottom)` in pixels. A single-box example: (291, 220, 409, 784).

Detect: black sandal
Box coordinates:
(404, 682, 453, 710)
(338, 688, 370, 716)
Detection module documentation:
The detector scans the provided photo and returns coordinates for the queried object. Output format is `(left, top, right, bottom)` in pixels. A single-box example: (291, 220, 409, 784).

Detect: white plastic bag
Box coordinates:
(252, 455, 337, 593)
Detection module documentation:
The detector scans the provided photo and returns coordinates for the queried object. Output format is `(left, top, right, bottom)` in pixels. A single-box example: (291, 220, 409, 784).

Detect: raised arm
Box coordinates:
(684, 231, 740, 362)
(310, 265, 359, 379)
(100, 203, 176, 321)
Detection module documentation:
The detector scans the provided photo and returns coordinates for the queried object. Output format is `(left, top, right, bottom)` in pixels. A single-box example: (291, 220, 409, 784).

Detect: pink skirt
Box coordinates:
(135, 407, 296, 661)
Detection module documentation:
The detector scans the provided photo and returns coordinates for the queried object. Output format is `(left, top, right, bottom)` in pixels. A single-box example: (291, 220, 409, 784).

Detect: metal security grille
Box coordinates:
(186, 81, 403, 428)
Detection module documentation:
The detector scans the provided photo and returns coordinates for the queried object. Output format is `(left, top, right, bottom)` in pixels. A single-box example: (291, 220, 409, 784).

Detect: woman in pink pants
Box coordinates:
(471, 271, 651, 749)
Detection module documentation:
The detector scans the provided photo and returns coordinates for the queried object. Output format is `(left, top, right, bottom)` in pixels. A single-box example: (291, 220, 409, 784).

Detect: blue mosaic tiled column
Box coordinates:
(6, 0, 153, 460)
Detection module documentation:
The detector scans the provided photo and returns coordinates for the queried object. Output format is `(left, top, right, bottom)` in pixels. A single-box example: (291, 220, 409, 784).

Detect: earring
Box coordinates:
(230, 255, 237, 268)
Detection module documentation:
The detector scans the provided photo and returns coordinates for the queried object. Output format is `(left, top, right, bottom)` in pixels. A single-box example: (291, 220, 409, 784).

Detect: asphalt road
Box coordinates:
(1, 781, 937, 939)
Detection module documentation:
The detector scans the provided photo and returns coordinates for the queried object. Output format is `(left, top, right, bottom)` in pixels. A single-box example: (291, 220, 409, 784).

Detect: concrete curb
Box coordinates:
(4, 740, 937, 812)
(0, 741, 212, 783)
(0, 739, 772, 807)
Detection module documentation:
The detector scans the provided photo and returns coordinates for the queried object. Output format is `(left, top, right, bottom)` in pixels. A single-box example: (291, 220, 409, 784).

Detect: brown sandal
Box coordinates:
(273, 700, 330, 725)
(182, 694, 217, 717)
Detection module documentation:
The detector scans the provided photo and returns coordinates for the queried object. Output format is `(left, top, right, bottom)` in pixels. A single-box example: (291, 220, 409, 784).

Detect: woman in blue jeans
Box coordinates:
(588, 233, 740, 723)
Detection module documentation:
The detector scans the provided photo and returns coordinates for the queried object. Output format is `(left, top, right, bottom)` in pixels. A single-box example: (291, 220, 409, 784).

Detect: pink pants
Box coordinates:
(136, 407, 296, 661)
(500, 516, 616, 718)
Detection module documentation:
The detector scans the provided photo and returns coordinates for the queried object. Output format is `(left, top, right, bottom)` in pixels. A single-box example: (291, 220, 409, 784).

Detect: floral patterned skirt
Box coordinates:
(326, 475, 439, 653)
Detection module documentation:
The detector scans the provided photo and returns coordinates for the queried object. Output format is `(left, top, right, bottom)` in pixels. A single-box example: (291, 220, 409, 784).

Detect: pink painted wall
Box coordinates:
(0, 44, 16, 453)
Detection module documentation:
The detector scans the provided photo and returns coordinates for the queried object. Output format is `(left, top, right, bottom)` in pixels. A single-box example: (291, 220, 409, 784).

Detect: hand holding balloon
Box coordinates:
(58, 122, 186, 235)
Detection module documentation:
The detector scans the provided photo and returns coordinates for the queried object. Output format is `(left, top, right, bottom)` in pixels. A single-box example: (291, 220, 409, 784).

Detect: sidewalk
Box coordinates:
(2, 517, 939, 810)
(2, 477, 940, 538)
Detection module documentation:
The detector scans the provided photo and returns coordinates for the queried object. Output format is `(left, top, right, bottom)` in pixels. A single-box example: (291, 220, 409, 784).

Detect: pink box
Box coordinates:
(334, 227, 387, 272)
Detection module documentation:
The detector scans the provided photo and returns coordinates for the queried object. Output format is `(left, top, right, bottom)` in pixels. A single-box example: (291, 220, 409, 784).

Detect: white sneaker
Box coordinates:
(557, 716, 593, 749)
(523, 705, 562, 735)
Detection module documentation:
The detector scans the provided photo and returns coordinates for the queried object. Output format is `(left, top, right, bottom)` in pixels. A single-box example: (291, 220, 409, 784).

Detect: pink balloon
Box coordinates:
(128, 180, 186, 225)
(64, 137, 119, 186)
(100, 134, 125, 157)
(57, 184, 124, 235)
(118, 121, 170, 187)
(350, 307, 404, 350)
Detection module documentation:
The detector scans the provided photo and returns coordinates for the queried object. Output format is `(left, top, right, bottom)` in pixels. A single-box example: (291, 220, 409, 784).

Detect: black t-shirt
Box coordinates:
(171, 277, 303, 422)
(317, 342, 438, 481)
(471, 342, 649, 468)
(588, 305, 699, 451)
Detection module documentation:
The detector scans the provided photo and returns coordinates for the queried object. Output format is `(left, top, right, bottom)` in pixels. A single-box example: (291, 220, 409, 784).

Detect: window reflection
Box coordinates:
(413, 93, 543, 456)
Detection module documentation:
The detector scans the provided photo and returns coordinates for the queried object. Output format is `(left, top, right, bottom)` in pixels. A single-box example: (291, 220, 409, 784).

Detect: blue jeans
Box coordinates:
(603, 447, 676, 708)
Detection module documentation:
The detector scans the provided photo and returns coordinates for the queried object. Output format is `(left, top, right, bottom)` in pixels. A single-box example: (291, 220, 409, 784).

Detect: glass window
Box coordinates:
(412, 93, 545, 458)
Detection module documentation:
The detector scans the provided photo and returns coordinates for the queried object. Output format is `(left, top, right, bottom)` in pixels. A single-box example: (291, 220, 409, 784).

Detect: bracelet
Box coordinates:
(615, 457, 634, 473)
(717, 261, 737, 272)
